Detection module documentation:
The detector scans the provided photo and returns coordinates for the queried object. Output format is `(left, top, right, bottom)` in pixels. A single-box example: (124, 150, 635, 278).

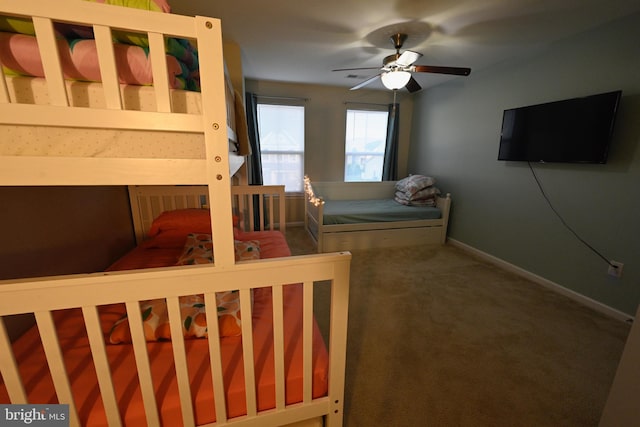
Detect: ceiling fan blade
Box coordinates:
(350, 74, 381, 90)
(332, 67, 381, 72)
(412, 65, 471, 76)
(396, 50, 422, 67)
(405, 76, 422, 93)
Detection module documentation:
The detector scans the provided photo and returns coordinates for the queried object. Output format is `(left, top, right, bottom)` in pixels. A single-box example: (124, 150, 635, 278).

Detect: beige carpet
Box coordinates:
(286, 226, 630, 427)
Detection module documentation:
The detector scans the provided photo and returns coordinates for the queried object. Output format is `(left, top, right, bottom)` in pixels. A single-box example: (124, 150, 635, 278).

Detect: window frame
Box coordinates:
(344, 105, 389, 183)
(256, 98, 306, 193)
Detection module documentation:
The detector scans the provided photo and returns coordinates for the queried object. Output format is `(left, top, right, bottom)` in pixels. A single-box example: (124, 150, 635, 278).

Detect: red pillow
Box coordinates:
(147, 209, 212, 237)
(144, 209, 241, 247)
(140, 231, 189, 249)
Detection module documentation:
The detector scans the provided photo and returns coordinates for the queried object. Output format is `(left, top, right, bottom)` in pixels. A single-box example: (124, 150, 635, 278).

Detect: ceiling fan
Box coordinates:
(333, 33, 471, 93)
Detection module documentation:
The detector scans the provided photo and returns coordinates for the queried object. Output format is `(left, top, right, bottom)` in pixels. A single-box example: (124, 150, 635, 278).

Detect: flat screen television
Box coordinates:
(497, 90, 622, 163)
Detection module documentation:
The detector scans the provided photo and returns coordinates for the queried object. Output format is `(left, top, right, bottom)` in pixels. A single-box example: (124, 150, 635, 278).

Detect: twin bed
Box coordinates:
(0, 1, 350, 426)
(305, 178, 451, 253)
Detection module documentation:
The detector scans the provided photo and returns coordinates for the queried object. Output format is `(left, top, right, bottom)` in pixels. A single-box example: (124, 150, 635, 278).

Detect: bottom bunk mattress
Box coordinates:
(0, 230, 329, 426)
(322, 198, 442, 225)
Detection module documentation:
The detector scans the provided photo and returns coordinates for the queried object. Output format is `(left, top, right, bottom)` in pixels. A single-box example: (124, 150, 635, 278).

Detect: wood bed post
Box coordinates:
(196, 16, 236, 266)
(128, 186, 146, 245)
(317, 201, 325, 253)
(326, 254, 351, 426)
(438, 193, 452, 244)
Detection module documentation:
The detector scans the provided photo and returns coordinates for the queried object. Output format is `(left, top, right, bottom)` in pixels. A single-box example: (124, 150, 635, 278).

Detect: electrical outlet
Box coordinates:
(608, 261, 624, 279)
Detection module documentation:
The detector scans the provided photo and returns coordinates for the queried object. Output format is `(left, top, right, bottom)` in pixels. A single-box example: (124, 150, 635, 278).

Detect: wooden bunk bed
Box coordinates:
(0, 1, 351, 426)
(305, 176, 451, 253)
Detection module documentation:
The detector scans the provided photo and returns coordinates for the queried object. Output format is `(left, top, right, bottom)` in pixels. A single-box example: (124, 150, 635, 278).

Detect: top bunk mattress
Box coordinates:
(1, 75, 202, 158)
(0, 75, 237, 159)
(322, 198, 442, 225)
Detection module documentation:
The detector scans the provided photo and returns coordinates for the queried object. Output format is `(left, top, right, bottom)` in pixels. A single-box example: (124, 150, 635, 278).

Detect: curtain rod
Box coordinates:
(344, 101, 389, 107)
(255, 95, 309, 101)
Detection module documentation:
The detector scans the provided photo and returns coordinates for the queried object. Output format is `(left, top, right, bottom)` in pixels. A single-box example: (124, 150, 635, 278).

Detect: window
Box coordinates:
(257, 103, 305, 192)
(344, 109, 388, 182)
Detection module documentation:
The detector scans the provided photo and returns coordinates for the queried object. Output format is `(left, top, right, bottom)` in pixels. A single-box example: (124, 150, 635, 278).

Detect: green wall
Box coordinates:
(407, 13, 640, 315)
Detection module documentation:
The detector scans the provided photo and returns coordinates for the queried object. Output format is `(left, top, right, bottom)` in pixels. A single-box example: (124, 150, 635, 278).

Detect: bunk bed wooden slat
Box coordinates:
(148, 31, 172, 113)
(0, 320, 27, 403)
(268, 194, 275, 231)
(0, 104, 205, 130)
(259, 195, 266, 231)
(81, 306, 123, 427)
(166, 296, 196, 426)
(303, 281, 314, 403)
(0, 157, 209, 186)
(32, 17, 68, 107)
(240, 287, 258, 417)
(33, 310, 80, 426)
(125, 300, 161, 427)
(140, 195, 155, 240)
(0, 72, 8, 103)
(272, 284, 286, 410)
(248, 200, 256, 231)
(204, 291, 229, 423)
(92, 25, 123, 111)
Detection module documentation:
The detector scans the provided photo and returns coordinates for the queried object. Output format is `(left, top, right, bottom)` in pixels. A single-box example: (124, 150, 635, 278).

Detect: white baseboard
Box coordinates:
(447, 238, 634, 324)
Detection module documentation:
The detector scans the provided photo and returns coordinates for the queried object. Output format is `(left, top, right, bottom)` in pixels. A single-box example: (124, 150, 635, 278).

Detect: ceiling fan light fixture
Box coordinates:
(381, 70, 411, 90)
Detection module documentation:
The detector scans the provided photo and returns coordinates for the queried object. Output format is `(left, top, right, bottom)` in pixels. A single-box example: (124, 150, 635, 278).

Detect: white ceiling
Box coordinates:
(168, 0, 640, 92)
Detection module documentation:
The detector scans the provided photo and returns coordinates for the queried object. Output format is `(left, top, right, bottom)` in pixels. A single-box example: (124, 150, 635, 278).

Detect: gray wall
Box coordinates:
(407, 13, 640, 315)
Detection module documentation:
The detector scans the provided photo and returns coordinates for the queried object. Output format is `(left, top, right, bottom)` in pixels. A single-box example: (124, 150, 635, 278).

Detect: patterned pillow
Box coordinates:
(176, 234, 261, 265)
(109, 295, 207, 343)
(395, 175, 436, 197)
(216, 290, 244, 337)
(235, 240, 261, 261)
(109, 235, 260, 343)
(109, 290, 248, 343)
(175, 233, 214, 265)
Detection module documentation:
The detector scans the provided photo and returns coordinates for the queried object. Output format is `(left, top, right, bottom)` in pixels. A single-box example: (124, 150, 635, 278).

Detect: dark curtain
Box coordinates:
(245, 92, 264, 230)
(382, 102, 400, 181)
(245, 92, 263, 185)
